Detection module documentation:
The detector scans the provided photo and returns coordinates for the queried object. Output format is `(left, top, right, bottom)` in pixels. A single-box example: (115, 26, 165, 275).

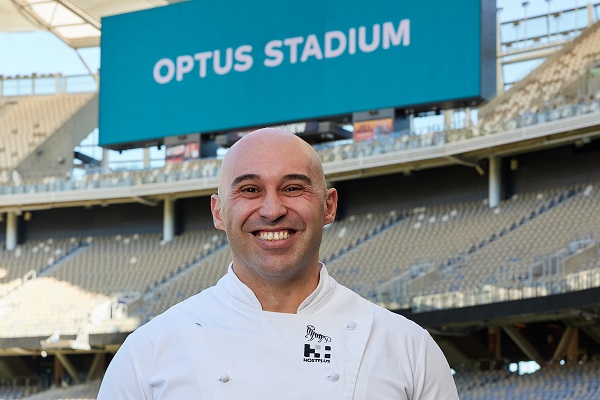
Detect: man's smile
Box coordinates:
(254, 230, 296, 241)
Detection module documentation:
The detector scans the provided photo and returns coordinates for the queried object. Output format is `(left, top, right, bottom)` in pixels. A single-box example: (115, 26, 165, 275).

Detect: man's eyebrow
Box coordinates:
(282, 174, 312, 185)
(231, 174, 260, 188)
(230, 173, 312, 188)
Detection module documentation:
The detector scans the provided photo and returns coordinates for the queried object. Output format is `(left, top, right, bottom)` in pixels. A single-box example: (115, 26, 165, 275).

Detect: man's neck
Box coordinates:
(232, 265, 321, 313)
(257, 290, 308, 313)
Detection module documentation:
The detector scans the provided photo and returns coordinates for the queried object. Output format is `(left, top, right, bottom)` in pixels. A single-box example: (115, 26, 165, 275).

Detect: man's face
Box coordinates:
(211, 131, 337, 285)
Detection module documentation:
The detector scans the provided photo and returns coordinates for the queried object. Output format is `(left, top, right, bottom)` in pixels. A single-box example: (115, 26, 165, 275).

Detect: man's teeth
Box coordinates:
(258, 231, 291, 241)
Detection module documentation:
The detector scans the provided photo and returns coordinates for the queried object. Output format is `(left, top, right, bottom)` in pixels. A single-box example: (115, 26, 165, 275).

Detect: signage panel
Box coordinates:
(99, 0, 495, 147)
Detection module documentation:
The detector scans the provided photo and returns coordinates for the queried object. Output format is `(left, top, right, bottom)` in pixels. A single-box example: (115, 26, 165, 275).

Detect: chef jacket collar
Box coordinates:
(225, 262, 336, 314)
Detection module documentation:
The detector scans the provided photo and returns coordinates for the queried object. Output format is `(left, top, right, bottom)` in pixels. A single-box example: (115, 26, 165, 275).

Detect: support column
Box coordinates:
(393, 113, 413, 134)
(143, 147, 151, 168)
(443, 109, 453, 130)
(101, 148, 109, 172)
(496, 7, 504, 95)
(488, 326, 502, 358)
(567, 327, 580, 364)
(464, 108, 473, 128)
(163, 197, 175, 243)
(489, 155, 501, 209)
(5, 211, 17, 251)
(54, 355, 64, 387)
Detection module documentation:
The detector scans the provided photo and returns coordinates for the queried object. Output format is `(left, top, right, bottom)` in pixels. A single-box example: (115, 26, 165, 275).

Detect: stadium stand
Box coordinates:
(321, 210, 405, 263)
(479, 16, 600, 126)
(0, 385, 40, 400)
(1, 105, 600, 396)
(0, 277, 119, 338)
(0, 230, 222, 340)
(0, 94, 95, 174)
(0, 91, 598, 200)
(456, 358, 600, 399)
(4, 179, 596, 329)
(1, 182, 599, 397)
(407, 183, 600, 311)
(141, 244, 231, 320)
(21, 379, 100, 400)
(0, 237, 83, 283)
(47, 231, 225, 294)
(0, 85, 597, 201)
(0, 156, 221, 194)
(312, 182, 599, 307)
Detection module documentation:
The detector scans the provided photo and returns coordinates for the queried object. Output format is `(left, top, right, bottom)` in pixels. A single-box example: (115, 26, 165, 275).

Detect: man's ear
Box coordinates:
(323, 188, 338, 226)
(210, 194, 225, 231)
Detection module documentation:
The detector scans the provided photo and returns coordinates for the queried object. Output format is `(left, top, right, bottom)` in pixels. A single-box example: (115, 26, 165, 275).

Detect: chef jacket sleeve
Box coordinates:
(97, 340, 149, 399)
(412, 330, 459, 400)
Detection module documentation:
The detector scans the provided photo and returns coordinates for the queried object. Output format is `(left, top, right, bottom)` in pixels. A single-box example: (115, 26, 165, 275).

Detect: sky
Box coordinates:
(0, 31, 99, 77)
(0, 0, 586, 78)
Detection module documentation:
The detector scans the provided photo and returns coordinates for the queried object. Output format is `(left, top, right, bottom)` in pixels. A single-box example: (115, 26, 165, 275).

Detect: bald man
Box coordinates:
(98, 129, 459, 399)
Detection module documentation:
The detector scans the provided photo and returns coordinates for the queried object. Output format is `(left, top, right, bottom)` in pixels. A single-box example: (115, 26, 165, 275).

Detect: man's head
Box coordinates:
(211, 128, 337, 287)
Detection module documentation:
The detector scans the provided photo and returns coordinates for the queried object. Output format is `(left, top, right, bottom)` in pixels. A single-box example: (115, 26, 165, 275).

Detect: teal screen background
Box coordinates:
(99, 0, 491, 146)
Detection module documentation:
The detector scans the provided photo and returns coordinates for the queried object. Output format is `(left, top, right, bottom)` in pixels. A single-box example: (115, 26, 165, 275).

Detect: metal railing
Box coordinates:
(0, 73, 98, 98)
(409, 247, 599, 313)
(2, 95, 600, 196)
(410, 267, 600, 313)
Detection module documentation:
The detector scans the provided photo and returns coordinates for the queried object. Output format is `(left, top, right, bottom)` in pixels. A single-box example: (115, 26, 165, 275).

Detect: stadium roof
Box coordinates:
(0, 0, 183, 48)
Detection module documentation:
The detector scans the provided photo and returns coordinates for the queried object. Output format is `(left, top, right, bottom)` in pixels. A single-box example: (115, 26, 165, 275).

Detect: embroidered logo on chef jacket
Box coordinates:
(303, 325, 332, 363)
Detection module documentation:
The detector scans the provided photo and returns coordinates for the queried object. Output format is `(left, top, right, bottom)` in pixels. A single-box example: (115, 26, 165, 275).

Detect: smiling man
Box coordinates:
(98, 128, 459, 399)
(211, 129, 337, 313)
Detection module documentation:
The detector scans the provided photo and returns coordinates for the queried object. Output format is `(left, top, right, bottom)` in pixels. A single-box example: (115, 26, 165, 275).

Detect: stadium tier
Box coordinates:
(455, 358, 600, 399)
(0, 93, 97, 177)
(480, 14, 600, 126)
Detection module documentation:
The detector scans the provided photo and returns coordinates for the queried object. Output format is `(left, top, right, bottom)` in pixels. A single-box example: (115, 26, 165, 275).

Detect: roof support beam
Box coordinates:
(434, 338, 472, 366)
(581, 325, 600, 348)
(87, 352, 106, 381)
(55, 352, 81, 384)
(502, 324, 546, 367)
(9, 0, 100, 48)
(550, 326, 578, 365)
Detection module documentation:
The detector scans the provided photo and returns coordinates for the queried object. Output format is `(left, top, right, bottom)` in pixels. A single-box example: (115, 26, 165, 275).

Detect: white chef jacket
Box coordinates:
(98, 264, 459, 399)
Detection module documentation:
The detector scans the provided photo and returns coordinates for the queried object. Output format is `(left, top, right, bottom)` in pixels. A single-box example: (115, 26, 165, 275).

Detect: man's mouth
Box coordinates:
(255, 230, 295, 241)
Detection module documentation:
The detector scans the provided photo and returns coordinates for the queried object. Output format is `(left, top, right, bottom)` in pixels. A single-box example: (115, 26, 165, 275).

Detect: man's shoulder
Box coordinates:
(333, 282, 424, 334)
(129, 285, 220, 339)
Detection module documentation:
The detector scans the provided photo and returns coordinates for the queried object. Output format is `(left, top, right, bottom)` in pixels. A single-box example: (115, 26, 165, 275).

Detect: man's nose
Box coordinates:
(259, 191, 287, 221)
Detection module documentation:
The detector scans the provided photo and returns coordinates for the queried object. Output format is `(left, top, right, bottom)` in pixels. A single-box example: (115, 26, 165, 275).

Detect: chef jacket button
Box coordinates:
(219, 373, 230, 383)
(327, 372, 340, 382)
(346, 321, 357, 330)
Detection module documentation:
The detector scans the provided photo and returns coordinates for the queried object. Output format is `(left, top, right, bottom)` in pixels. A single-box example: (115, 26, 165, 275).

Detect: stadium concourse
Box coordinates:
(2, 0, 600, 399)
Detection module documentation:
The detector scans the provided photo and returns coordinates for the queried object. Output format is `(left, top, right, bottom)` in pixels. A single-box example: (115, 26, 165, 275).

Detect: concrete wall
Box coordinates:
(335, 165, 488, 218)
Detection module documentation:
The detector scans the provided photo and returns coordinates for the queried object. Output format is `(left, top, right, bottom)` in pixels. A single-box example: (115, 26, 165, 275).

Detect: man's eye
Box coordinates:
(241, 187, 258, 193)
(284, 186, 303, 193)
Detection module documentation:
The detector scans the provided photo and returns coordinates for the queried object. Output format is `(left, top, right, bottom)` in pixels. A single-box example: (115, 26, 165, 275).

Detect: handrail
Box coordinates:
(409, 260, 600, 313)
(0, 73, 98, 98)
(1, 97, 599, 195)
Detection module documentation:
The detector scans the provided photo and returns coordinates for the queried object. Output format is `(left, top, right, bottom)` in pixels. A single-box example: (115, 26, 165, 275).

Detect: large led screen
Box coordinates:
(99, 0, 495, 147)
